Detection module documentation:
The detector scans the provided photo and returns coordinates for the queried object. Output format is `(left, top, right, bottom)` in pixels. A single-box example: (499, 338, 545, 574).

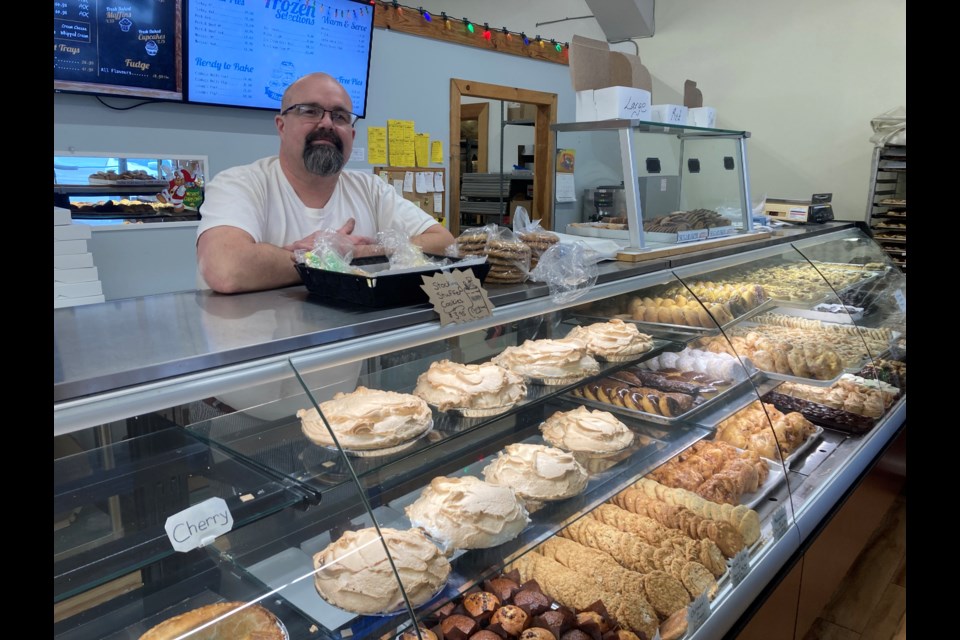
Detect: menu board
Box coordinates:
(53, 0, 183, 100)
(186, 0, 375, 114)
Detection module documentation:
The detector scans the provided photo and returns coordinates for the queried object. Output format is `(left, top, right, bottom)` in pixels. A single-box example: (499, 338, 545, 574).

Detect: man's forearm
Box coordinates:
(201, 241, 300, 294)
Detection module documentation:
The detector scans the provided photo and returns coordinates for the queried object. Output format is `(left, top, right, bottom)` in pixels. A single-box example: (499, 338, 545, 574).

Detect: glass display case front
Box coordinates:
(53, 228, 906, 640)
(553, 120, 762, 252)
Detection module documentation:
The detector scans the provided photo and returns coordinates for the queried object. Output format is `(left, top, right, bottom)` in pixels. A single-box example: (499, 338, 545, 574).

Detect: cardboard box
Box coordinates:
(54, 239, 89, 255)
(510, 199, 533, 220)
(569, 35, 653, 122)
(593, 86, 651, 121)
(54, 206, 72, 226)
(683, 79, 717, 128)
(55, 267, 99, 284)
(54, 253, 95, 269)
(54, 223, 92, 241)
(649, 104, 688, 125)
(54, 280, 103, 299)
(54, 294, 105, 309)
(507, 103, 537, 121)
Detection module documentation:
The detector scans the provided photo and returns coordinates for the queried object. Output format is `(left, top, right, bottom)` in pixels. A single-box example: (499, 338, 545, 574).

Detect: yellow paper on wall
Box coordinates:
(388, 119, 416, 167)
(431, 140, 443, 164)
(415, 133, 430, 167)
(367, 127, 387, 164)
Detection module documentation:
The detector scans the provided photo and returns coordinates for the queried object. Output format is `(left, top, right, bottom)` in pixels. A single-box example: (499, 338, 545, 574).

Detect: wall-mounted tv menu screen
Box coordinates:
(54, 0, 183, 101)
(185, 0, 375, 115)
(54, 0, 376, 116)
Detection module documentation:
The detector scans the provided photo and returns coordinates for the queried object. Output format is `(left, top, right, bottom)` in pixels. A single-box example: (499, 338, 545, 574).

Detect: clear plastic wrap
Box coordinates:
(512, 206, 560, 268)
(295, 231, 368, 275)
(455, 224, 530, 284)
(529, 240, 599, 303)
(378, 229, 450, 270)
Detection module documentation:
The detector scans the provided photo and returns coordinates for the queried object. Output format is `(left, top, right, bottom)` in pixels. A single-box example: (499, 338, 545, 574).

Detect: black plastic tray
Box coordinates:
(296, 255, 491, 308)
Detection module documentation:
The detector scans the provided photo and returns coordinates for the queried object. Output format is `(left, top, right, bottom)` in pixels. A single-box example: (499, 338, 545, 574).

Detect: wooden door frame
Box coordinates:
(449, 79, 557, 236)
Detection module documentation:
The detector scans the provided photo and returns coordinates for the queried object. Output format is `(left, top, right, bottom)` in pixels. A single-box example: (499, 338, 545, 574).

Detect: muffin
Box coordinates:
(405, 476, 530, 553)
(413, 359, 527, 417)
(313, 527, 449, 614)
(298, 386, 432, 453)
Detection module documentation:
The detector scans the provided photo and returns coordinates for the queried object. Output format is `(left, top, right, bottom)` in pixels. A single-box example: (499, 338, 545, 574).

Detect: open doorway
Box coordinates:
(449, 79, 557, 236)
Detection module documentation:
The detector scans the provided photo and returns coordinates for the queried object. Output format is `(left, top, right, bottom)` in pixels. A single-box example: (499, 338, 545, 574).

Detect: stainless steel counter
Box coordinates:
(53, 222, 856, 404)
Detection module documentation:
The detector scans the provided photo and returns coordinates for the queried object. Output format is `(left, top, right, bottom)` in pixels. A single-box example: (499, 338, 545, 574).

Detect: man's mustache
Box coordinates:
(306, 130, 343, 151)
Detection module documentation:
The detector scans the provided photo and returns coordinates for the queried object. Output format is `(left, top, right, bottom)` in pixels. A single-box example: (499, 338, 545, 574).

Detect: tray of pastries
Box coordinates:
(568, 354, 753, 426)
(713, 400, 822, 465)
(698, 262, 884, 305)
(645, 439, 785, 510)
(575, 282, 772, 341)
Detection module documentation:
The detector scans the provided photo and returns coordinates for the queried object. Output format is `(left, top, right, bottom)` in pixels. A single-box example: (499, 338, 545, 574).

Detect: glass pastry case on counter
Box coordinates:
(53, 227, 905, 640)
(53, 151, 209, 222)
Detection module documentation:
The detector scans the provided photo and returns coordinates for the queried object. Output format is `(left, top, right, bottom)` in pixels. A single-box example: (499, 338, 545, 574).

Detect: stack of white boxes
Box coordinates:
(54, 206, 104, 308)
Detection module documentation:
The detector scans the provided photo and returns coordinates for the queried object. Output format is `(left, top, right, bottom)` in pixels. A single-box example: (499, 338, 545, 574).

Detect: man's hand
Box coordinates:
(282, 218, 379, 252)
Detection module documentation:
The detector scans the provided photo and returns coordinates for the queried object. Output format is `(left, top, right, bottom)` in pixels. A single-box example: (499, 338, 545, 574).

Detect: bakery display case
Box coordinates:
(553, 119, 767, 253)
(53, 225, 905, 640)
(53, 151, 208, 222)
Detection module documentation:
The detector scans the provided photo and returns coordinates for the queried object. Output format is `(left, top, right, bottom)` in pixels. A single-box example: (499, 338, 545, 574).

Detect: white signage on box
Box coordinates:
(676, 229, 708, 243)
(707, 226, 737, 239)
(788, 207, 808, 220)
(730, 548, 750, 586)
(650, 104, 689, 125)
(165, 497, 234, 552)
(688, 106, 717, 128)
(593, 86, 651, 120)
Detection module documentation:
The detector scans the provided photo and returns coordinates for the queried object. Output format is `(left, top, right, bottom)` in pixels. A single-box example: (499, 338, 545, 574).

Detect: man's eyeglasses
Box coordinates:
(280, 103, 359, 127)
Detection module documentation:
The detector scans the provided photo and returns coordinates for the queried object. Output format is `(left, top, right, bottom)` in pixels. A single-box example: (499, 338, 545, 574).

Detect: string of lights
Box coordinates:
(377, 0, 569, 56)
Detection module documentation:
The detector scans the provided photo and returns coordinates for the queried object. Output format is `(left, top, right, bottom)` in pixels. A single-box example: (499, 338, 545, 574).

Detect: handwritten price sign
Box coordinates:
(420, 269, 494, 326)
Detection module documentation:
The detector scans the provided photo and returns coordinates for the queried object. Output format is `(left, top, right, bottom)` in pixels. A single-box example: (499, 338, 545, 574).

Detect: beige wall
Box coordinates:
(437, 0, 906, 220)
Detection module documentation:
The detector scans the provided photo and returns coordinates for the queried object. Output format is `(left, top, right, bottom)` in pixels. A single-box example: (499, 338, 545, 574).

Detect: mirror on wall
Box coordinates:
(449, 79, 558, 236)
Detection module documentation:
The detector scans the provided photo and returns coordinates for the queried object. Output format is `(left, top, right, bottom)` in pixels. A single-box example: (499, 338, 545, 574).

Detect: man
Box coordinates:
(197, 72, 454, 293)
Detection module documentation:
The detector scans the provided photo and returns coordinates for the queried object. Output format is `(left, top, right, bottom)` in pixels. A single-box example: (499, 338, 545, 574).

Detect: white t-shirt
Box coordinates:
(197, 156, 439, 249)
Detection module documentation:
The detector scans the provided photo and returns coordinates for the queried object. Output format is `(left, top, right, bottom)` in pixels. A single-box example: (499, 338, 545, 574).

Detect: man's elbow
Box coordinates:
(200, 260, 248, 294)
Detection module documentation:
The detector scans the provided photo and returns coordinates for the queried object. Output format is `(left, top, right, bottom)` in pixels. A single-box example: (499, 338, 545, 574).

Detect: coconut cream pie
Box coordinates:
(405, 475, 530, 552)
(482, 443, 588, 511)
(539, 406, 634, 455)
(413, 360, 527, 417)
(491, 339, 600, 384)
(298, 386, 432, 451)
(313, 527, 450, 615)
(564, 319, 655, 362)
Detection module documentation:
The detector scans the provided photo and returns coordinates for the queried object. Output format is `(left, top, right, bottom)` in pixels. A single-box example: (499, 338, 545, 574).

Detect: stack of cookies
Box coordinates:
(518, 230, 560, 268)
(458, 231, 531, 284)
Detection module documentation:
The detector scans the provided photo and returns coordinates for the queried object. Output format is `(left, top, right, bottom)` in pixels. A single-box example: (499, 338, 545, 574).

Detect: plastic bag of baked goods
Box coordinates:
(378, 229, 449, 271)
(529, 241, 599, 303)
(513, 206, 559, 269)
(296, 231, 369, 274)
(456, 224, 531, 284)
